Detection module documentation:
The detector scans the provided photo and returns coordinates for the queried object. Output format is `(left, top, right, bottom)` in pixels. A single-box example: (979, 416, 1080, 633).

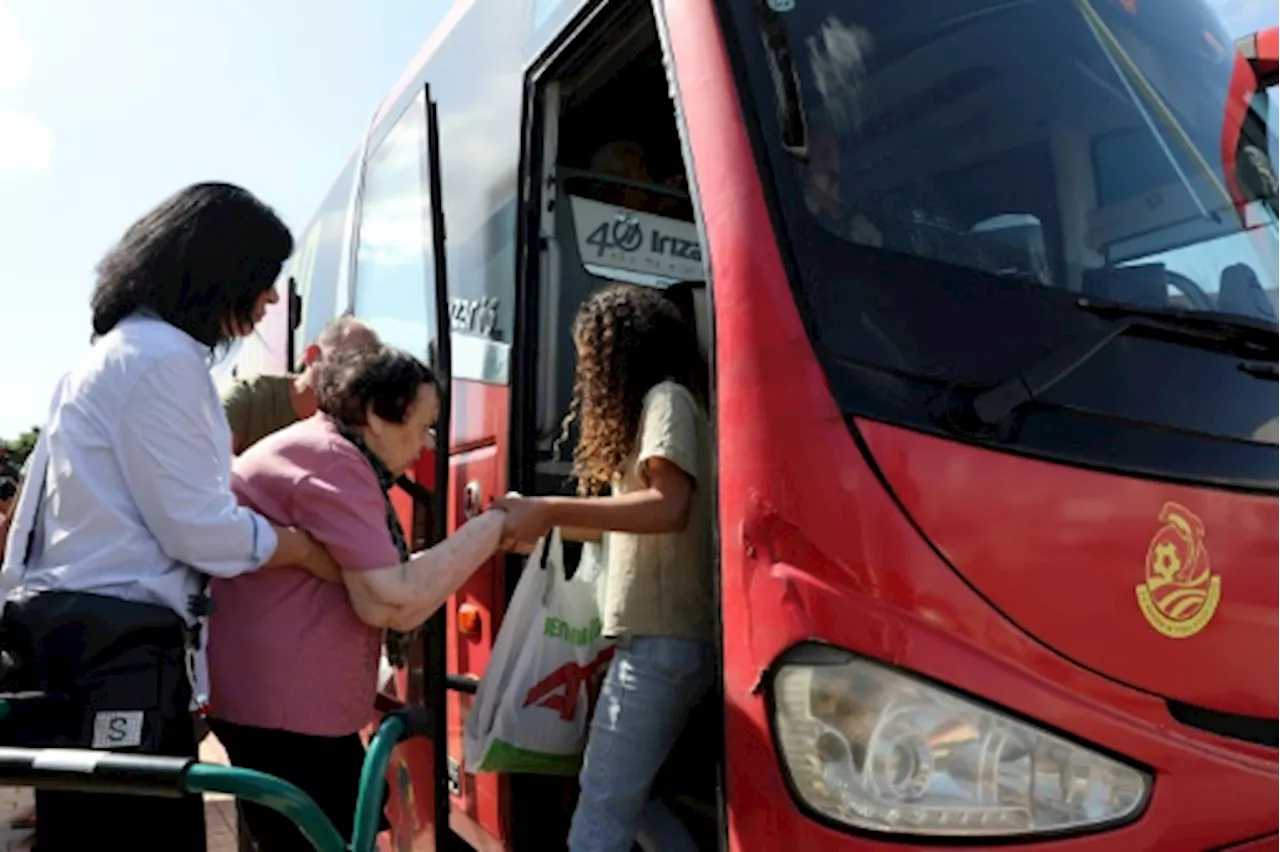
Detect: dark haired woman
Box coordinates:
(495, 283, 713, 852)
(0, 182, 341, 850)
(207, 345, 506, 851)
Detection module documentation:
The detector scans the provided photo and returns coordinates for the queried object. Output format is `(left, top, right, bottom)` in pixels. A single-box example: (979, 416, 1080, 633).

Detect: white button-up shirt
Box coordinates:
(1, 313, 277, 624)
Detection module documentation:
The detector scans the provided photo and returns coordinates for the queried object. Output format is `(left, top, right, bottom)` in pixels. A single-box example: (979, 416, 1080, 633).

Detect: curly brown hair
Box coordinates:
(560, 282, 706, 496)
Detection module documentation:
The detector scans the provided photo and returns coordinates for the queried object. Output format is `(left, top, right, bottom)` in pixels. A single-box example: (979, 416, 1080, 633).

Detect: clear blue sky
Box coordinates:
(0, 0, 1276, 439)
(0, 0, 449, 439)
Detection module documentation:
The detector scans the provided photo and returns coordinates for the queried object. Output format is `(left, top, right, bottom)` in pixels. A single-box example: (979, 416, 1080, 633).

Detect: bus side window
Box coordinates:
(351, 92, 440, 364)
(294, 159, 357, 359)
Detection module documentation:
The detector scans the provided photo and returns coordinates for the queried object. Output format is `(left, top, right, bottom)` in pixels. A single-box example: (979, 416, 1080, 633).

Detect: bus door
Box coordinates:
(422, 83, 464, 852)
(350, 81, 463, 852)
(505, 2, 720, 848)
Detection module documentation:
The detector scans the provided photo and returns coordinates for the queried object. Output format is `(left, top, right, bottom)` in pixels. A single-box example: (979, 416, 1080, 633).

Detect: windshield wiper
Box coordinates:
(939, 297, 1280, 431)
(1075, 297, 1279, 348)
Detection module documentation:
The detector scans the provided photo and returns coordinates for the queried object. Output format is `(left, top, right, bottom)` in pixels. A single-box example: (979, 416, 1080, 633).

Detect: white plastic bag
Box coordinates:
(463, 530, 612, 775)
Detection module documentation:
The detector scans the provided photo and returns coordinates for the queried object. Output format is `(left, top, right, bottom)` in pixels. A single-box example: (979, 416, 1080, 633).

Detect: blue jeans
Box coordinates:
(568, 635, 715, 852)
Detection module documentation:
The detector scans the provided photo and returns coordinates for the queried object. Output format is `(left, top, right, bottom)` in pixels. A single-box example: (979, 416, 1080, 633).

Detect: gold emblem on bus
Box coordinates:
(1135, 502, 1221, 639)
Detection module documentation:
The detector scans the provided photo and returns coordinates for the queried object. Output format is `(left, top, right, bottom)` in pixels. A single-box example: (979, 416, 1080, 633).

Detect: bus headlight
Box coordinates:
(771, 650, 1150, 837)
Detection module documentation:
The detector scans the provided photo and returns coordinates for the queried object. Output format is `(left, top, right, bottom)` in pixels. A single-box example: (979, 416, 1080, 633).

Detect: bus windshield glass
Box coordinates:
(738, 0, 1278, 340)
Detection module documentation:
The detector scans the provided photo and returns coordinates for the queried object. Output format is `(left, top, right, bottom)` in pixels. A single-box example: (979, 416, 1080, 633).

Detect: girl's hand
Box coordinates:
(491, 493, 553, 549)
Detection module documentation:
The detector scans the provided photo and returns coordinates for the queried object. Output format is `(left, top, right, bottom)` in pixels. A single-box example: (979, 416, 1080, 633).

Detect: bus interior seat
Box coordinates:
(1082, 263, 1169, 307)
(1218, 262, 1276, 320)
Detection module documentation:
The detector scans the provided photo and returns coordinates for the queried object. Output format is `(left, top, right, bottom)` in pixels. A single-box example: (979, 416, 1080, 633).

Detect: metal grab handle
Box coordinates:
(386, 706, 432, 739)
(0, 746, 344, 851)
(0, 705, 431, 851)
(0, 749, 367, 852)
(0, 747, 195, 798)
(463, 481, 482, 519)
(184, 763, 346, 851)
(349, 707, 433, 850)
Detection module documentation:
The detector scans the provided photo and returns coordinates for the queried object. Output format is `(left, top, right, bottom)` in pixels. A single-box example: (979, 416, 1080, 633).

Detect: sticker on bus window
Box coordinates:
(767, 0, 795, 11)
(568, 196, 704, 284)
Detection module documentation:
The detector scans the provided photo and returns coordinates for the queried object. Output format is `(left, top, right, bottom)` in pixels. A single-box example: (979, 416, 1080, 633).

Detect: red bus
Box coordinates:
(236, 1, 1279, 849)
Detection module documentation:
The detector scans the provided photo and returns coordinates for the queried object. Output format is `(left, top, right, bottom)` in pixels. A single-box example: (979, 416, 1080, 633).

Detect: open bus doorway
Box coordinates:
(506, 2, 721, 849)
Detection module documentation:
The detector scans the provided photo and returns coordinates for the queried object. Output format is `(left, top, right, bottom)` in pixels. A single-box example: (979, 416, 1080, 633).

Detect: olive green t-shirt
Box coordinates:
(221, 374, 298, 454)
(601, 380, 714, 642)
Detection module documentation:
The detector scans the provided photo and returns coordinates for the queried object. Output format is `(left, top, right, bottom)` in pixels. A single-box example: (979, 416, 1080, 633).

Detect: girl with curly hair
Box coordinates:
(496, 282, 713, 852)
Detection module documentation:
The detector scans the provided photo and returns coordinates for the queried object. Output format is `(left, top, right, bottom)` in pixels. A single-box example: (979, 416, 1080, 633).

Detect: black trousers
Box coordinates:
(210, 719, 374, 852)
(0, 591, 206, 851)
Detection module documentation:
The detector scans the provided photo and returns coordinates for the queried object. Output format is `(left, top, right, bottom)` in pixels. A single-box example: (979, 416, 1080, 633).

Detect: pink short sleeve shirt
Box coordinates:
(208, 415, 401, 737)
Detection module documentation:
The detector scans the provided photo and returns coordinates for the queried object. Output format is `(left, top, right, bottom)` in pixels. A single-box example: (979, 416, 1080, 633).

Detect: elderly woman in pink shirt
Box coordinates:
(207, 345, 505, 851)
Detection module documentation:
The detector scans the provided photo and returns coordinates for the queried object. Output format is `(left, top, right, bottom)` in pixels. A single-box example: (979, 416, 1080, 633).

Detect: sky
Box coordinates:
(0, 0, 450, 439)
(0, 0, 1277, 440)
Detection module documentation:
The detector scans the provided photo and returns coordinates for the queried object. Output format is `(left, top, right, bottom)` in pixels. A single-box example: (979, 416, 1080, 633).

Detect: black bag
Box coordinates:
(0, 590, 192, 753)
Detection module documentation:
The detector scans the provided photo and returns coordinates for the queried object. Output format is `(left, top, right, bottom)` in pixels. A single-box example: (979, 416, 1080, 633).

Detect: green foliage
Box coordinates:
(1, 427, 40, 469)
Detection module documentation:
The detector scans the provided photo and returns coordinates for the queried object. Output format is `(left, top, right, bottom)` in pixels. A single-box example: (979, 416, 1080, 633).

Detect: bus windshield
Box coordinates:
(742, 0, 1278, 330)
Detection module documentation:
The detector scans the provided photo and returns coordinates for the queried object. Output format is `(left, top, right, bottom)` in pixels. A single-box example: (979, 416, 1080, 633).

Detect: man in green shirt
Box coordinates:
(222, 315, 380, 454)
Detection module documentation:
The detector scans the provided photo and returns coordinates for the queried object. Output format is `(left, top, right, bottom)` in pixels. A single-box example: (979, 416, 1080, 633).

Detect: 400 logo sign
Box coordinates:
(570, 196, 704, 281)
(585, 216, 645, 255)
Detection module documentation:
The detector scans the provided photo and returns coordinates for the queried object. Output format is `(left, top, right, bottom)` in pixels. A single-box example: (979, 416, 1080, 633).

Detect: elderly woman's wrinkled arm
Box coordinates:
(341, 509, 506, 626)
(381, 597, 444, 633)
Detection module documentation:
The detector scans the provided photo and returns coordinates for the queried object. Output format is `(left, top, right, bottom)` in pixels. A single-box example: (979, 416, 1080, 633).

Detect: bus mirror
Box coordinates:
(1237, 141, 1277, 219)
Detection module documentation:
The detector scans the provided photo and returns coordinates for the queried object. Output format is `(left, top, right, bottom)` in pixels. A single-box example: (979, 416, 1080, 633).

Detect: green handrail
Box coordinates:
(0, 699, 416, 851)
(186, 711, 413, 852)
(184, 763, 347, 852)
(349, 713, 407, 852)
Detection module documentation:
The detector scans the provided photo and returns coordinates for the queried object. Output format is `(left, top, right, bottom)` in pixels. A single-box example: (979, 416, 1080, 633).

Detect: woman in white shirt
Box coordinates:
(0, 182, 339, 852)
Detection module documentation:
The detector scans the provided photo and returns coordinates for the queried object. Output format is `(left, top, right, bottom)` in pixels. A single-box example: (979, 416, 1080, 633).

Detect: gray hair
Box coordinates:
(315, 315, 379, 355)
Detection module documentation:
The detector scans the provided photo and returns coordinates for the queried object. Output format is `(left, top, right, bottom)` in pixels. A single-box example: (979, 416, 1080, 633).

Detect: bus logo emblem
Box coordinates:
(1135, 502, 1221, 639)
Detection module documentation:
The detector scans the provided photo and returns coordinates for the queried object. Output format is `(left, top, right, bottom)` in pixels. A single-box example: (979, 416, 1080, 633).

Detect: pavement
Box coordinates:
(0, 735, 241, 851)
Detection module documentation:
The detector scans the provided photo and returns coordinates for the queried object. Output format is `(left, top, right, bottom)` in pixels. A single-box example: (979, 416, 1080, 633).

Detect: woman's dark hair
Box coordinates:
(91, 182, 293, 350)
(316, 345, 439, 427)
(562, 282, 707, 496)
